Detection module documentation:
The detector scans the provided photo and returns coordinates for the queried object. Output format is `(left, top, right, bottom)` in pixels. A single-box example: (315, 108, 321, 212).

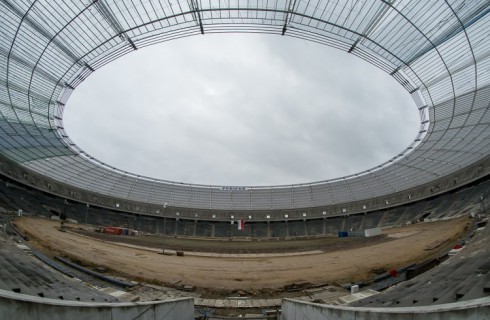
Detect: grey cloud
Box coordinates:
(64, 34, 418, 186)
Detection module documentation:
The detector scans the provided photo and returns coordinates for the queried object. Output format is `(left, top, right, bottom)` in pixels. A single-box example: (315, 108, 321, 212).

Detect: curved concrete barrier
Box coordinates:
(0, 289, 194, 320)
(282, 297, 490, 320)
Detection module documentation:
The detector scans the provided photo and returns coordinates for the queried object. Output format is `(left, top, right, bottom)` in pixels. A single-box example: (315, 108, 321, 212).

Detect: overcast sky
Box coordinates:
(64, 34, 419, 186)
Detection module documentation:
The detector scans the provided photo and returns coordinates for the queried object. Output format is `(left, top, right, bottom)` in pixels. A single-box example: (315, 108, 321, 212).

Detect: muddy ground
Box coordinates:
(72, 228, 391, 254)
(15, 216, 471, 297)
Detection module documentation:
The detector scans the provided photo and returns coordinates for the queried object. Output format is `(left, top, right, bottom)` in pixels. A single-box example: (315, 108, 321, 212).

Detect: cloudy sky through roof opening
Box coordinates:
(64, 34, 418, 186)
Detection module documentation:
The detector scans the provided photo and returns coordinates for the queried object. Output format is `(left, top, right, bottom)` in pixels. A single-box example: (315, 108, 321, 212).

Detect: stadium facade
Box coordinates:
(1, 0, 489, 223)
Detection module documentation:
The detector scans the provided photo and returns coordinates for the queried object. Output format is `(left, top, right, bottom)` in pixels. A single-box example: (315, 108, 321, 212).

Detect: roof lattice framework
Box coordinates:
(0, 0, 489, 210)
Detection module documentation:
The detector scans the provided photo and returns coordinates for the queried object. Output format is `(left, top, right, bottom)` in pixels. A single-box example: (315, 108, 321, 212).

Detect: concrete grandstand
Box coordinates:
(1, 0, 490, 319)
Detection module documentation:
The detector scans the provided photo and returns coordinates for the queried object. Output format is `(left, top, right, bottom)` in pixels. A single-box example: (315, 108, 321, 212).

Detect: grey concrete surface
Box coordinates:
(0, 289, 194, 320)
(281, 297, 490, 320)
(0, 233, 119, 302)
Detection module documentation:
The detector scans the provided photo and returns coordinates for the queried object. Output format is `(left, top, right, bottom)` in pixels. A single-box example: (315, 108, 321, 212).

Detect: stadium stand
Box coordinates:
(0, 223, 119, 302)
(0, 0, 489, 318)
(1, 174, 487, 239)
(0, 1, 489, 216)
(349, 221, 490, 307)
(0, 172, 490, 238)
(282, 218, 490, 319)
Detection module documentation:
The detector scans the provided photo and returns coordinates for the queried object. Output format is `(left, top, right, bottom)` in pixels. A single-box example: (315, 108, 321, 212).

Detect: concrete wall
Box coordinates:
(365, 227, 381, 237)
(281, 297, 490, 320)
(0, 289, 194, 320)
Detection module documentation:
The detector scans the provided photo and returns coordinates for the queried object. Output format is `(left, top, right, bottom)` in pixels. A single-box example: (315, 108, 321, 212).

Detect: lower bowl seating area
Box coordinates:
(351, 221, 490, 307)
(0, 228, 119, 303)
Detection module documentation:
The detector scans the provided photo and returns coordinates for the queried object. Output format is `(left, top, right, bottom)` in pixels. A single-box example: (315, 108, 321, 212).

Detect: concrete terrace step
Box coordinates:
(193, 286, 355, 309)
(337, 289, 379, 304)
(194, 297, 282, 309)
(100, 287, 140, 302)
(0, 236, 120, 303)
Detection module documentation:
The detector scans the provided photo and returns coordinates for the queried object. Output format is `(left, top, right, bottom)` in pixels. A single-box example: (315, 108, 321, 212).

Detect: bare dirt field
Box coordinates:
(72, 228, 391, 254)
(15, 216, 471, 295)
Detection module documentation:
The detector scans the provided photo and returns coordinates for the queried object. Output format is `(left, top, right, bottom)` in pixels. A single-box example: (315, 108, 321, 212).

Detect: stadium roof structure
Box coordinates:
(1, 0, 489, 211)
